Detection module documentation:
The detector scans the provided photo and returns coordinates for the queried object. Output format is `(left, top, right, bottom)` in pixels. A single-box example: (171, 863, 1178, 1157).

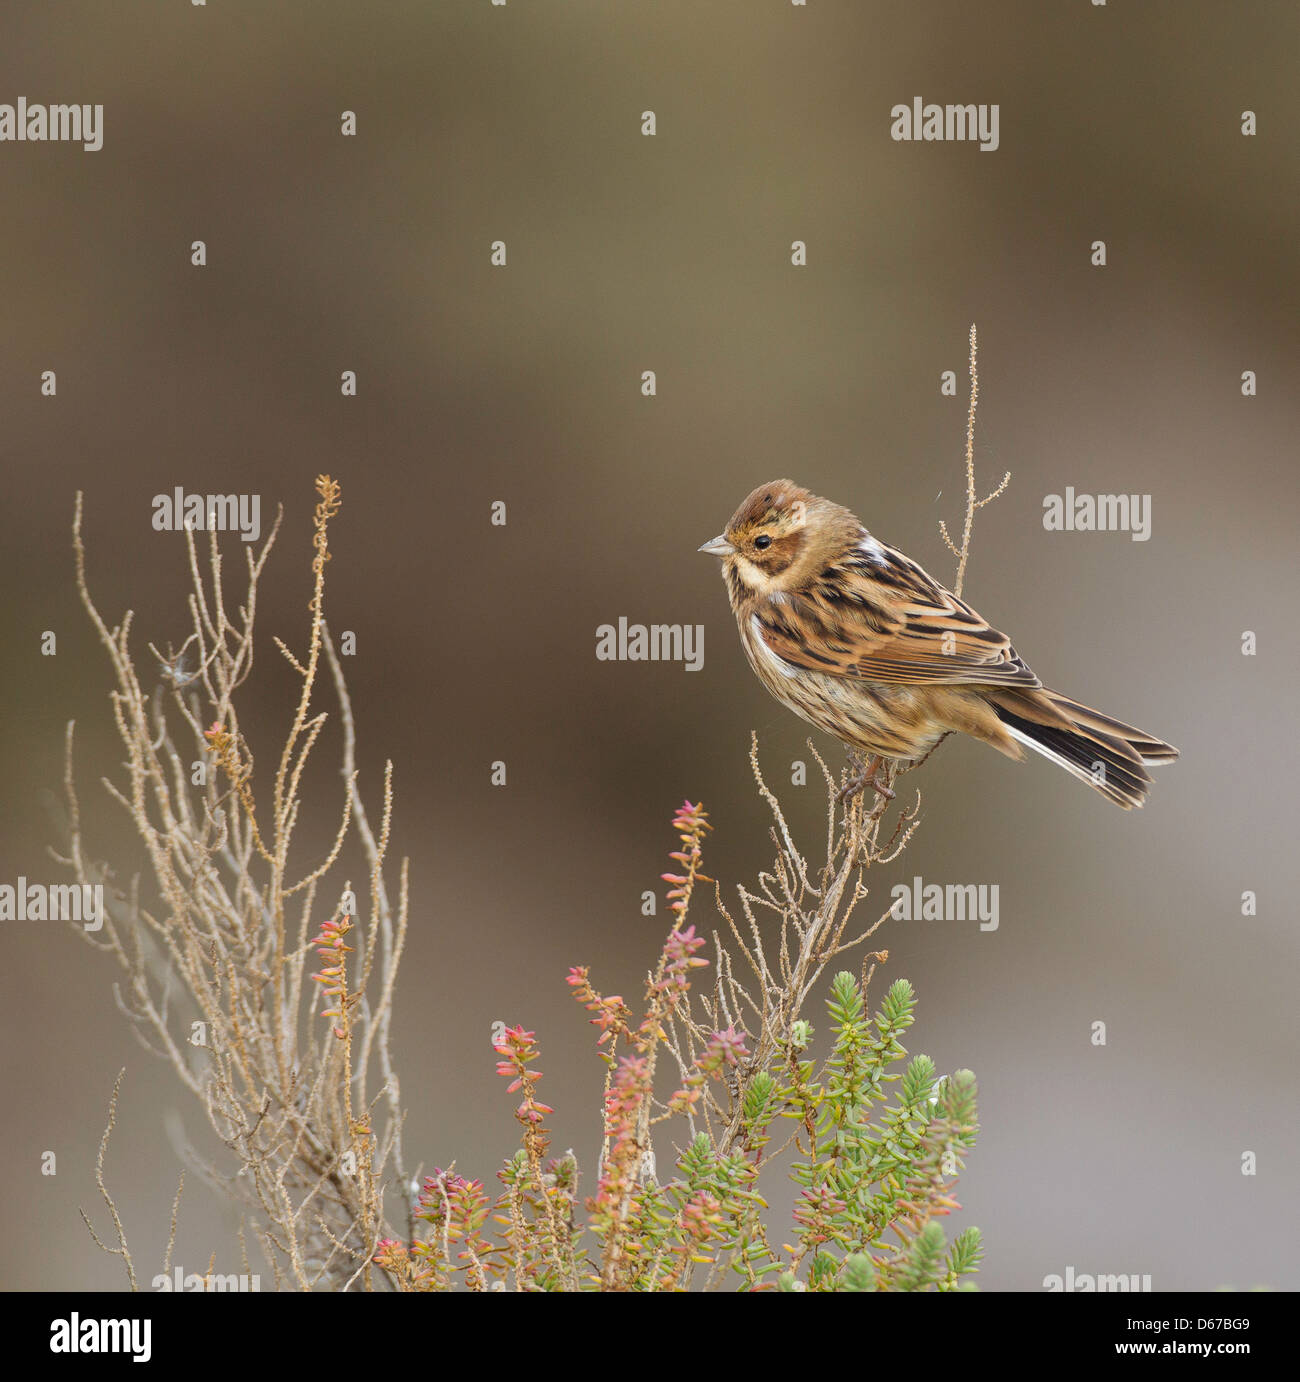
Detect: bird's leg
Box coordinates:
(866, 756, 896, 802)
(838, 753, 896, 804)
(838, 751, 868, 802)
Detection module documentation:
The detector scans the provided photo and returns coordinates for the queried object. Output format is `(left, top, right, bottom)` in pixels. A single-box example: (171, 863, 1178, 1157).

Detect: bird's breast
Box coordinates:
(736, 610, 947, 759)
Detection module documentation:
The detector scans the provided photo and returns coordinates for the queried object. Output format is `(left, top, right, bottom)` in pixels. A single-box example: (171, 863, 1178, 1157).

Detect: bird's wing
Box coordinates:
(754, 539, 1041, 688)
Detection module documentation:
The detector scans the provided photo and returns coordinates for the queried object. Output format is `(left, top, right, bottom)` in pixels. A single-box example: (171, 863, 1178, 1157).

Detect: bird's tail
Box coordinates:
(989, 688, 1178, 809)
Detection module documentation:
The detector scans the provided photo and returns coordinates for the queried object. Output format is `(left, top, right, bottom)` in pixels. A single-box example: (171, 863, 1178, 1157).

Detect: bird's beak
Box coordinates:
(698, 534, 735, 557)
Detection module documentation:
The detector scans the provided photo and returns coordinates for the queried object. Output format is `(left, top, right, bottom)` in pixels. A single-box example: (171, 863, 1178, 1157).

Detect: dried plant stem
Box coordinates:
(60, 479, 410, 1290)
(78, 1069, 138, 1291)
(938, 323, 1010, 596)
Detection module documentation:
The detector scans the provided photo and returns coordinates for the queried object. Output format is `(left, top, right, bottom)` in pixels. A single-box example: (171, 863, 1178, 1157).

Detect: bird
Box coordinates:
(699, 480, 1178, 809)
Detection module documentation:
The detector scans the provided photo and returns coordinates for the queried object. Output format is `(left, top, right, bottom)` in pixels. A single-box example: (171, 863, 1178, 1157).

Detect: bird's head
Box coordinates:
(699, 480, 859, 597)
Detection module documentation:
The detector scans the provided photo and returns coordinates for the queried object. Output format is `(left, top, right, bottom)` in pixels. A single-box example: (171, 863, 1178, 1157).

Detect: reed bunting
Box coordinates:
(700, 480, 1178, 808)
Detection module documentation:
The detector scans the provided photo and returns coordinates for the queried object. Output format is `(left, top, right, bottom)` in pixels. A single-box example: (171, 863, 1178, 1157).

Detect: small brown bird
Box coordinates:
(700, 480, 1178, 808)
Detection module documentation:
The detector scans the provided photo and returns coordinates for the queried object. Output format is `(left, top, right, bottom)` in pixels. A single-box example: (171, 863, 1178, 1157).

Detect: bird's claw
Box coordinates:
(838, 756, 895, 804)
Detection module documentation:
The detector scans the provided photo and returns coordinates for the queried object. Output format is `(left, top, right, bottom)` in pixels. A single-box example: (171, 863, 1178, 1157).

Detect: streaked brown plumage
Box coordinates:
(700, 480, 1178, 808)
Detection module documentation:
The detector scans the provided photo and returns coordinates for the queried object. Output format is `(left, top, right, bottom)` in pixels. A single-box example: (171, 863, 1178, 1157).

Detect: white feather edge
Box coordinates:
(1002, 722, 1137, 802)
(749, 614, 798, 679)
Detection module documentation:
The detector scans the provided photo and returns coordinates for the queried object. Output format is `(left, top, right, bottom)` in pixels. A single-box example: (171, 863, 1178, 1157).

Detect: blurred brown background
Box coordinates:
(2, 1, 1297, 1290)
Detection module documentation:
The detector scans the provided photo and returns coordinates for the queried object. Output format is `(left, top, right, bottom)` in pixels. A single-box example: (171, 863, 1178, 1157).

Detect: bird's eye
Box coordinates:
(754, 535, 772, 551)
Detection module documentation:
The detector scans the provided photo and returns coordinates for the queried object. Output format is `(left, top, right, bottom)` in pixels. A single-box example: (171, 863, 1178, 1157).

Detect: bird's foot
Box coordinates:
(838, 755, 895, 803)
